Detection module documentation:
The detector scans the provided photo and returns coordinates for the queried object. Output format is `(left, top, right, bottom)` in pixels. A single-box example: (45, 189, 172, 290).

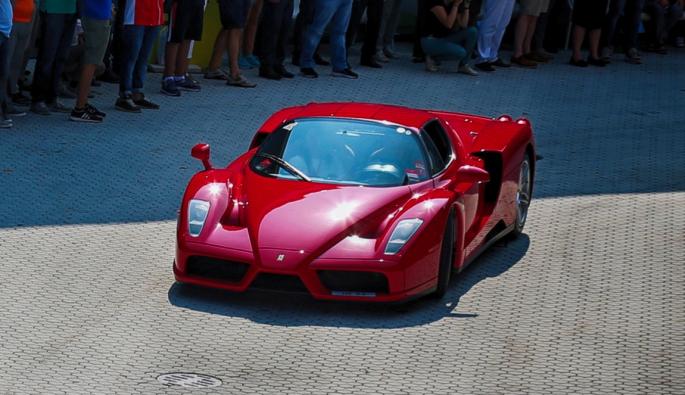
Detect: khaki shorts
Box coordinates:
(82, 18, 111, 65)
(520, 0, 551, 16)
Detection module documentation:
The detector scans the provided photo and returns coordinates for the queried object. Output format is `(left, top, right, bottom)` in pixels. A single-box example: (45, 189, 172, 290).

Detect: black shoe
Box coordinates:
(161, 78, 181, 96)
(276, 66, 294, 78)
(85, 103, 106, 117)
(569, 57, 588, 67)
(177, 76, 201, 91)
(11, 92, 31, 106)
(412, 56, 425, 63)
(300, 67, 318, 78)
(91, 79, 101, 87)
(475, 62, 496, 72)
(491, 58, 511, 68)
(259, 66, 282, 80)
(332, 68, 359, 79)
(587, 57, 608, 67)
(360, 58, 382, 68)
(314, 54, 330, 66)
(115, 97, 141, 113)
(133, 96, 160, 110)
(70, 107, 103, 123)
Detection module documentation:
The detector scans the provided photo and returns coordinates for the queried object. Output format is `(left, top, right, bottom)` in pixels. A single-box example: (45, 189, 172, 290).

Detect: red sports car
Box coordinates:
(174, 102, 535, 302)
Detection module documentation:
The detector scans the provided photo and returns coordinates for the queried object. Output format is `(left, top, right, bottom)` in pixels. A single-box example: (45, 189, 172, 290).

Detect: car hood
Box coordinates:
(241, 169, 411, 264)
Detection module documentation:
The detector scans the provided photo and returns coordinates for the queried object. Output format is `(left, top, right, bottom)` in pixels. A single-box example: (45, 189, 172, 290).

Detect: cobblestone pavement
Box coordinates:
(0, 47, 683, 394)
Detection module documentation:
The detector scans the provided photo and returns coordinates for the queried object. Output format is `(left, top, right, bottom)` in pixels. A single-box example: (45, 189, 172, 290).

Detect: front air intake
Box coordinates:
(186, 256, 249, 283)
(317, 271, 389, 294)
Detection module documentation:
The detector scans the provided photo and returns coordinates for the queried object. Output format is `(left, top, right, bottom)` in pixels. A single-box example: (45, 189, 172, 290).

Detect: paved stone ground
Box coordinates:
(0, 46, 683, 394)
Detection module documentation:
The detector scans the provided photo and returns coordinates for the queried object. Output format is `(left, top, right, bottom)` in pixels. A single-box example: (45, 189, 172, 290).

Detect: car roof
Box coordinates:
(259, 102, 436, 132)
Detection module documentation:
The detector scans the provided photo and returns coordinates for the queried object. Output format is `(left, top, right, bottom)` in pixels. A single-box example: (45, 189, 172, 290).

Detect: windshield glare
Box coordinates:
(250, 118, 431, 187)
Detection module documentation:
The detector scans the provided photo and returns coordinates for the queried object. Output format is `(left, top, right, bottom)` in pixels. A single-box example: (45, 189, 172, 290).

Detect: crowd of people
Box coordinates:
(0, 0, 683, 126)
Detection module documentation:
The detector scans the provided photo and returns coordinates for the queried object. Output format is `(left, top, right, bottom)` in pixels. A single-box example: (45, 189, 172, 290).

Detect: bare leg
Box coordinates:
(176, 40, 191, 75)
(164, 42, 180, 77)
(588, 28, 601, 59)
(228, 28, 243, 78)
(76, 64, 97, 109)
(243, 0, 263, 56)
(572, 25, 586, 61)
(513, 15, 530, 57)
(523, 16, 539, 54)
(208, 30, 229, 71)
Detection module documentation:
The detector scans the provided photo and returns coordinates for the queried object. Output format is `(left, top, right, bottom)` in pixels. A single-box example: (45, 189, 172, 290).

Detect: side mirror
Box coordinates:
(456, 165, 490, 184)
(191, 143, 213, 170)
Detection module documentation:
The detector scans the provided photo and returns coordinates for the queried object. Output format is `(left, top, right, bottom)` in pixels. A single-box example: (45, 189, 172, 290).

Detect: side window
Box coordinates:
(421, 120, 452, 175)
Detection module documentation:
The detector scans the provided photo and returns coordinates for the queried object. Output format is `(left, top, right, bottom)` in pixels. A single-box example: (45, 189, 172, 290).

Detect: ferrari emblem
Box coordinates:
(276, 254, 285, 262)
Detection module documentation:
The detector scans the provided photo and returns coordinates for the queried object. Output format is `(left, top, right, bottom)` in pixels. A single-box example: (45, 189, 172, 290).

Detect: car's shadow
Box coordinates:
(167, 235, 530, 329)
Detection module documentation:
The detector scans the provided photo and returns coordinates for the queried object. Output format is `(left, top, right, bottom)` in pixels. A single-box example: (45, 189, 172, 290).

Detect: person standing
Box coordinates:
(474, 0, 515, 72)
(70, 0, 112, 122)
(0, 0, 12, 127)
(5, 0, 34, 116)
(643, 0, 684, 53)
(569, 0, 610, 67)
(511, 0, 550, 68)
(346, 0, 384, 68)
(256, 0, 294, 80)
(115, 0, 164, 112)
(291, 0, 329, 66)
(375, 0, 402, 62)
(161, 0, 205, 96)
(299, 0, 357, 79)
(204, 0, 257, 87)
(30, 0, 78, 115)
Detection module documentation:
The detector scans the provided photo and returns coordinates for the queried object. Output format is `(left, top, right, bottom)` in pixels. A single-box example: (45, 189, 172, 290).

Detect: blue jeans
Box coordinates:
(421, 27, 478, 66)
(300, 0, 353, 70)
(119, 25, 160, 98)
(0, 34, 10, 114)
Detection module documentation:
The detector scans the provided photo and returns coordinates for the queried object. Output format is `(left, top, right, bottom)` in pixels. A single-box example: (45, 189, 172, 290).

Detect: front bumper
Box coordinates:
(174, 241, 437, 302)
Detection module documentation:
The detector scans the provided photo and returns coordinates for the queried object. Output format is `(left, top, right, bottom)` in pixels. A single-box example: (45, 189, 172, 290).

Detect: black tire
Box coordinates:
(510, 153, 533, 239)
(434, 211, 455, 298)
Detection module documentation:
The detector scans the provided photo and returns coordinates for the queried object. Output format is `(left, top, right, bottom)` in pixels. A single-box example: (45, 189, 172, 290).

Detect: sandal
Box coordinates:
(227, 74, 257, 88)
(204, 69, 228, 80)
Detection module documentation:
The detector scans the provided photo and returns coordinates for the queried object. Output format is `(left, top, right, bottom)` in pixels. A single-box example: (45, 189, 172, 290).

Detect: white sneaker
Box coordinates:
(425, 56, 439, 72)
(458, 64, 479, 76)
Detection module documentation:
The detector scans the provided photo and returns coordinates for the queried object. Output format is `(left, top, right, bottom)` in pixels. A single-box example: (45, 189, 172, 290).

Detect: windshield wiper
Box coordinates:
(255, 152, 311, 182)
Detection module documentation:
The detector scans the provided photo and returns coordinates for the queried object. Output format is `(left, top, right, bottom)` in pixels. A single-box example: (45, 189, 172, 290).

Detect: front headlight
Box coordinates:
(384, 218, 423, 255)
(188, 199, 210, 237)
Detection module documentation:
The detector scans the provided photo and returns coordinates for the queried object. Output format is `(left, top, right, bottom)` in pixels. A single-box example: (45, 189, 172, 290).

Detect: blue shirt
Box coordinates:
(0, 0, 12, 38)
(82, 0, 112, 20)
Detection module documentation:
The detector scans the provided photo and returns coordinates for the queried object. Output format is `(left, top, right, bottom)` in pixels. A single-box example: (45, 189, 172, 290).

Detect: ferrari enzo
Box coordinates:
(174, 102, 535, 302)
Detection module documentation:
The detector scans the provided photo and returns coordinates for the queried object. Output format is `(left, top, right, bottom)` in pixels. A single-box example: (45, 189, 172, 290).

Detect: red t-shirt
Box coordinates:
(123, 0, 164, 26)
(13, 0, 35, 23)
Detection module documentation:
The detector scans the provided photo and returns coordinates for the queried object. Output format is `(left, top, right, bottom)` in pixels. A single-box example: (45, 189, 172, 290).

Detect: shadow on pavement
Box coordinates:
(168, 235, 530, 328)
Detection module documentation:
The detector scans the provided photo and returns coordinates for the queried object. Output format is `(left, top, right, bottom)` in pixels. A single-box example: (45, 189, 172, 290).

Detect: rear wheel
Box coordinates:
(511, 153, 532, 238)
(434, 211, 455, 298)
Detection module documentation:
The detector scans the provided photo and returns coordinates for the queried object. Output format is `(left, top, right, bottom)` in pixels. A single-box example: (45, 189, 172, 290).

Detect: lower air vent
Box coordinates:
(186, 256, 249, 283)
(250, 273, 309, 293)
(317, 271, 389, 294)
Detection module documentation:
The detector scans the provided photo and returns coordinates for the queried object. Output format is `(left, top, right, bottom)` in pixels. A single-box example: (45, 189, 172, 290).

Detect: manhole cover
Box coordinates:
(157, 373, 222, 388)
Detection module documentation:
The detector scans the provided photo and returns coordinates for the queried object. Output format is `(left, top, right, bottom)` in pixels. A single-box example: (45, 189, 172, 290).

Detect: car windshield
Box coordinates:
(250, 118, 431, 187)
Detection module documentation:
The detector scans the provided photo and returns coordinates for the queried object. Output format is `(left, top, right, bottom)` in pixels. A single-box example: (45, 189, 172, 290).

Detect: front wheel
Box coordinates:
(510, 153, 532, 238)
(434, 211, 455, 298)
